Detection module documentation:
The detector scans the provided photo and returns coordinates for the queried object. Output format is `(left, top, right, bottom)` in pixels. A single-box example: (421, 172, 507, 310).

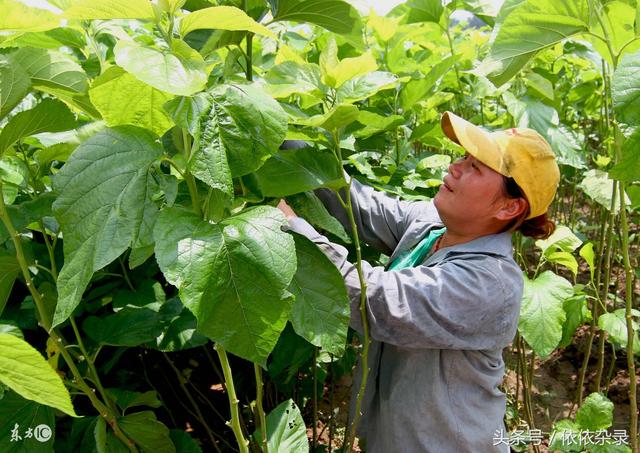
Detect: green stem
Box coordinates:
(215, 344, 250, 453)
(0, 183, 137, 452)
(246, 33, 254, 82)
(69, 316, 115, 412)
(38, 220, 58, 280)
(254, 364, 268, 453)
(312, 348, 318, 451)
(181, 129, 202, 216)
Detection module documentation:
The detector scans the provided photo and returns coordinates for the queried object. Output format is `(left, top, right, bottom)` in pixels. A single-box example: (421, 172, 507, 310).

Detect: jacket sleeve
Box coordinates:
(314, 176, 440, 255)
(286, 217, 522, 351)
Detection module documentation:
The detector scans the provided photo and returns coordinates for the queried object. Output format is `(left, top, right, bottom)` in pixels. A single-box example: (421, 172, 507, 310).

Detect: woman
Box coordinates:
(278, 111, 560, 452)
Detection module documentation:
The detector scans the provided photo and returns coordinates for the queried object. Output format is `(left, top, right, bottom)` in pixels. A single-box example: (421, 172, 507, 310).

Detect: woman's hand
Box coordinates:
(277, 199, 297, 219)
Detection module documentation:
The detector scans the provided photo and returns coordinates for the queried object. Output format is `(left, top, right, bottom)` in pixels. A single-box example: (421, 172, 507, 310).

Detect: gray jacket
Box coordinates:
(286, 178, 523, 453)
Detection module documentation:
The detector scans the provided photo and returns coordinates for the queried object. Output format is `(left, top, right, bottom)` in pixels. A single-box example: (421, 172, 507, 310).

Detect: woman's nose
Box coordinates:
(448, 160, 462, 177)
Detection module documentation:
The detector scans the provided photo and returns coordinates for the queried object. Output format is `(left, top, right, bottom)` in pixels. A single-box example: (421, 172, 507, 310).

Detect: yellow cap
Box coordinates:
(441, 111, 560, 219)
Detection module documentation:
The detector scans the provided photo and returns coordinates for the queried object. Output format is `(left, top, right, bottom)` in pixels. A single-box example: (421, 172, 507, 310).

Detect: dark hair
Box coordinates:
(502, 176, 556, 239)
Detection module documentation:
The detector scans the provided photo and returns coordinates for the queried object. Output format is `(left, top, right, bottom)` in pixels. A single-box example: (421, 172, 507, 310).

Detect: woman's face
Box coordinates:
(433, 153, 512, 232)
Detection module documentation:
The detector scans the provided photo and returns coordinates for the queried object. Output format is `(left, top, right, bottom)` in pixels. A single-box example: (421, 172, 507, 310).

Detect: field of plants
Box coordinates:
(0, 0, 638, 451)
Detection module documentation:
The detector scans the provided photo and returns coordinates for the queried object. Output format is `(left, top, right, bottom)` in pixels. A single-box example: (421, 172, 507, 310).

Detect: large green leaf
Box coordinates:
(179, 6, 275, 38)
(612, 49, 640, 126)
(114, 40, 207, 96)
(518, 271, 573, 357)
(0, 0, 60, 32)
(265, 61, 324, 99)
(83, 306, 169, 347)
(118, 411, 175, 453)
(0, 55, 30, 120)
(598, 308, 640, 355)
(286, 191, 350, 243)
(164, 93, 211, 137)
(0, 99, 76, 155)
(64, 0, 155, 19)
(12, 47, 88, 93)
(535, 225, 582, 255)
(288, 233, 349, 355)
(269, 0, 361, 34)
(252, 146, 345, 197)
(108, 389, 162, 413)
(0, 333, 76, 416)
(296, 104, 359, 131)
(575, 393, 614, 431)
(335, 71, 397, 104)
(191, 84, 288, 186)
(0, 391, 55, 453)
(89, 66, 174, 137)
(155, 298, 208, 352)
(51, 127, 162, 327)
(254, 399, 308, 453)
(479, 0, 590, 86)
(153, 206, 296, 365)
(0, 253, 20, 317)
(0, 156, 29, 204)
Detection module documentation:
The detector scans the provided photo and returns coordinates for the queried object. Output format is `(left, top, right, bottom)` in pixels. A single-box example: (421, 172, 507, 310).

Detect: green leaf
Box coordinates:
(0, 27, 85, 51)
(518, 271, 573, 357)
(107, 389, 162, 413)
(0, 0, 60, 32)
(549, 419, 581, 451)
(64, 0, 155, 19)
(609, 129, 640, 182)
(354, 111, 404, 139)
(118, 411, 175, 453)
(155, 299, 208, 352)
(535, 225, 582, 255)
(321, 43, 377, 88)
(0, 253, 20, 317)
(265, 61, 324, 99)
(336, 71, 398, 104)
(400, 55, 459, 111)
(169, 430, 201, 453)
(288, 233, 349, 355)
(0, 391, 55, 453)
(252, 146, 346, 197)
(525, 72, 554, 102)
(193, 84, 288, 182)
(0, 99, 76, 154)
(89, 66, 175, 138)
(405, 0, 444, 24)
(0, 333, 76, 416)
(0, 155, 29, 204)
(296, 104, 359, 132)
(12, 47, 88, 93)
(269, 0, 361, 34)
(559, 294, 589, 348)
(480, 0, 590, 86)
(575, 393, 614, 431)
(0, 55, 30, 120)
(83, 306, 167, 347)
(612, 49, 640, 125)
(546, 251, 578, 276)
(179, 6, 276, 38)
(579, 242, 595, 280)
(286, 191, 350, 243)
(153, 206, 296, 366)
(0, 192, 55, 243)
(254, 399, 308, 453)
(51, 127, 162, 327)
(114, 40, 207, 96)
(579, 169, 631, 213)
(598, 308, 640, 354)
(163, 93, 211, 137)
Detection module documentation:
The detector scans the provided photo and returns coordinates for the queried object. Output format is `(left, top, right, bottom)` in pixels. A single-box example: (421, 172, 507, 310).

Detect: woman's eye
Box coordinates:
(472, 162, 479, 170)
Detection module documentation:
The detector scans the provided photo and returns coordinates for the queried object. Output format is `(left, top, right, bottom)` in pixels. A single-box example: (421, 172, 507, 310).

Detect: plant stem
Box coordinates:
(215, 344, 250, 453)
(254, 364, 268, 453)
(246, 33, 254, 81)
(312, 348, 318, 450)
(181, 129, 202, 216)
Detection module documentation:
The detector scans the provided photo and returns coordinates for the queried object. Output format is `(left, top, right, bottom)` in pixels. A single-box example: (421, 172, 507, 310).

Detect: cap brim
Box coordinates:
(441, 111, 510, 177)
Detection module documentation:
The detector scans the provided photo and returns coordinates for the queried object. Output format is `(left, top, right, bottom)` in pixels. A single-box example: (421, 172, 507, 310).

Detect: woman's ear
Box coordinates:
(495, 197, 528, 221)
